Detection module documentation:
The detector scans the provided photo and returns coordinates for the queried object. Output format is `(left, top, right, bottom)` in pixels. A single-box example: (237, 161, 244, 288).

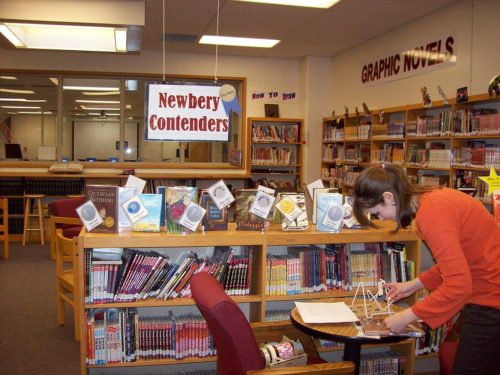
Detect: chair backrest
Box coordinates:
(49, 197, 86, 219)
(191, 272, 264, 375)
(55, 228, 77, 273)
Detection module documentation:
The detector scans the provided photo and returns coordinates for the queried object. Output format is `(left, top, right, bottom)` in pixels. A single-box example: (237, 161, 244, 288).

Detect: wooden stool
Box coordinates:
(23, 194, 45, 245)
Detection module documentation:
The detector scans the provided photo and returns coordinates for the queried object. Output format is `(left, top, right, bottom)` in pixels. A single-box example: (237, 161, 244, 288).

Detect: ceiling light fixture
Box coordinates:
(0, 22, 129, 53)
(75, 100, 120, 104)
(80, 106, 120, 111)
(0, 98, 46, 102)
(0, 76, 18, 80)
(82, 91, 121, 96)
(18, 111, 52, 114)
(0, 88, 35, 94)
(234, 0, 341, 8)
(199, 35, 279, 48)
(1, 105, 41, 109)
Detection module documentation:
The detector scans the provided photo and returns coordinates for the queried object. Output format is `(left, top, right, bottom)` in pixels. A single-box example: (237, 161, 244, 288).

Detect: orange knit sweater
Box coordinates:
(411, 188, 500, 328)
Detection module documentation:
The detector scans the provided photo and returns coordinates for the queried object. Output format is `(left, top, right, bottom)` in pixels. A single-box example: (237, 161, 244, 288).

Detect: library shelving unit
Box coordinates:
(0, 175, 85, 239)
(77, 221, 421, 375)
(321, 93, 500, 203)
(248, 117, 304, 192)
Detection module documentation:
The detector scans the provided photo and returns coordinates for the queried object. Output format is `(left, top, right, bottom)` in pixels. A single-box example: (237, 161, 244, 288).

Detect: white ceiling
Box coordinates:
(141, 0, 460, 59)
(0, 0, 461, 118)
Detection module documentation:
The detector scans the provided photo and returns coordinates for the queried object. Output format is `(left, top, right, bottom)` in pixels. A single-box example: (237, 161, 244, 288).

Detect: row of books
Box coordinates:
(85, 308, 215, 365)
(415, 321, 451, 356)
(407, 112, 454, 137)
(84, 246, 251, 304)
(323, 125, 344, 141)
(371, 122, 405, 139)
(372, 143, 405, 164)
(25, 178, 85, 196)
(321, 166, 344, 182)
(322, 143, 344, 161)
(252, 123, 300, 144)
(452, 142, 500, 168)
(344, 123, 371, 140)
(453, 109, 500, 135)
(0, 178, 23, 196)
(264, 242, 413, 295)
(358, 351, 406, 375)
(344, 143, 371, 163)
(251, 146, 295, 165)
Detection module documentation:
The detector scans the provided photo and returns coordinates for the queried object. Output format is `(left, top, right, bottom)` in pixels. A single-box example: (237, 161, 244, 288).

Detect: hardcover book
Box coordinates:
(86, 185, 120, 233)
(165, 186, 198, 234)
(199, 190, 228, 231)
(133, 194, 163, 232)
(360, 316, 424, 337)
(235, 189, 265, 231)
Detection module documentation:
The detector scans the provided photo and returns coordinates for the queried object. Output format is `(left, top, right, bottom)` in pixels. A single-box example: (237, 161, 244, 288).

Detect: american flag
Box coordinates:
(0, 116, 13, 143)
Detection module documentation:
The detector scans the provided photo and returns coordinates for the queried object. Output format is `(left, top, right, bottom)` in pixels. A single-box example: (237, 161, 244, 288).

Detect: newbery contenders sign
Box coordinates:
(145, 84, 240, 141)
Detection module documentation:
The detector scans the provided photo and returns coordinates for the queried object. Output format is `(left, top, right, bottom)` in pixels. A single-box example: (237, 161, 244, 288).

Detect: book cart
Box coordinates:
(77, 221, 421, 375)
(321, 93, 500, 203)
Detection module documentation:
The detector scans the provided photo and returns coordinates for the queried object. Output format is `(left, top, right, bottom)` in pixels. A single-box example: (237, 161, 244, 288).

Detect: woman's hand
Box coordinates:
(384, 309, 419, 334)
(385, 278, 424, 302)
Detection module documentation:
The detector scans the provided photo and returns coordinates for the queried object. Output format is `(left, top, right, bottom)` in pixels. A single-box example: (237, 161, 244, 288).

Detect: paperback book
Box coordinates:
(86, 185, 120, 233)
(315, 192, 344, 232)
(199, 190, 228, 231)
(133, 194, 163, 232)
(165, 186, 198, 233)
(277, 192, 308, 231)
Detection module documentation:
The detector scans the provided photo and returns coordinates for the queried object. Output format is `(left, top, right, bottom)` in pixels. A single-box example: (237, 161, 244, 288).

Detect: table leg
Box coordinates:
(343, 342, 361, 375)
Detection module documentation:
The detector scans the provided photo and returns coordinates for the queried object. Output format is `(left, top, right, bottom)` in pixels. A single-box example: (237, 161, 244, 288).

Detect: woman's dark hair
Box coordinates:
(353, 164, 435, 231)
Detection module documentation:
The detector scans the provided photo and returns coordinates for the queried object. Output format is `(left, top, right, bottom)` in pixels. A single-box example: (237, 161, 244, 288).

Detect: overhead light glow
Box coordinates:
(80, 106, 120, 111)
(0, 22, 129, 52)
(0, 88, 35, 94)
(1, 105, 41, 109)
(0, 98, 46, 102)
(75, 100, 120, 104)
(64, 86, 120, 91)
(234, 0, 340, 8)
(199, 35, 279, 48)
(0, 76, 17, 80)
(82, 91, 121, 96)
(18, 111, 52, 114)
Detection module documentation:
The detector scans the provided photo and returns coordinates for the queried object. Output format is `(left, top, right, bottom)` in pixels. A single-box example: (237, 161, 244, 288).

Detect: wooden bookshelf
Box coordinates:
(321, 93, 500, 200)
(77, 221, 421, 374)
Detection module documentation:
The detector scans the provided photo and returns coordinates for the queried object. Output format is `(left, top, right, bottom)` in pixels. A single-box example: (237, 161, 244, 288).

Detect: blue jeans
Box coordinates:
(452, 304, 500, 375)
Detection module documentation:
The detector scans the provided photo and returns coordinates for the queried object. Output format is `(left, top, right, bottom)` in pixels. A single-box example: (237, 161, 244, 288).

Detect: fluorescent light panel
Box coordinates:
(64, 86, 120, 91)
(1, 105, 41, 109)
(234, 0, 340, 8)
(0, 88, 34, 94)
(0, 22, 128, 52)
(0, 98, 46, 102)
(0, 76, 17, 80)
(199, 35, 279, 48)
(76, 100, 120, 104)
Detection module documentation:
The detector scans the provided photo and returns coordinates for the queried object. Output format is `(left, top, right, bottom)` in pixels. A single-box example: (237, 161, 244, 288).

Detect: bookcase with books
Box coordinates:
(77, 221, 422, 375)
(248, 117, 304, 192)
(0, 176, 85, 239)
(321, 93, 500, 205)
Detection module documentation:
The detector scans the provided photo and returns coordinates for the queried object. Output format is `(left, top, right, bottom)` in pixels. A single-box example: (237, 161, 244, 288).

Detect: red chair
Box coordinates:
(48, 197, 85, 260)
(439, 314, 462, 375)
(190, 272, 355, 375)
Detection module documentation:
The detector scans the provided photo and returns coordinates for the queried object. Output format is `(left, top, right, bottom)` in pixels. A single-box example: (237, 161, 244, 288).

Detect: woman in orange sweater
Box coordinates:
(352, 164, 500, 375)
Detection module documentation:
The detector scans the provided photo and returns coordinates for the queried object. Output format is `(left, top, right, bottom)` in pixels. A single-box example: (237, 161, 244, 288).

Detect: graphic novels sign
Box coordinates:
(145, 84, 240, 141)
(361, 34, 456, 86)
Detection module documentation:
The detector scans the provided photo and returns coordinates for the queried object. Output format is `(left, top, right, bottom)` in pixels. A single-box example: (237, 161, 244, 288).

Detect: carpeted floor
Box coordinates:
(0, 242, 80, 375)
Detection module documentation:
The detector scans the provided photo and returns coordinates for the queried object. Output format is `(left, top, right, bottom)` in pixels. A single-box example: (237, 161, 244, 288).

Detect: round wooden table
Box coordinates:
(290, 302, 408, 375)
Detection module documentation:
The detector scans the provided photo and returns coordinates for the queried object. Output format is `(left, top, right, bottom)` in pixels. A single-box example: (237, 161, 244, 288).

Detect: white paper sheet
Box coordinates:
(295, 301, 359, 323)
